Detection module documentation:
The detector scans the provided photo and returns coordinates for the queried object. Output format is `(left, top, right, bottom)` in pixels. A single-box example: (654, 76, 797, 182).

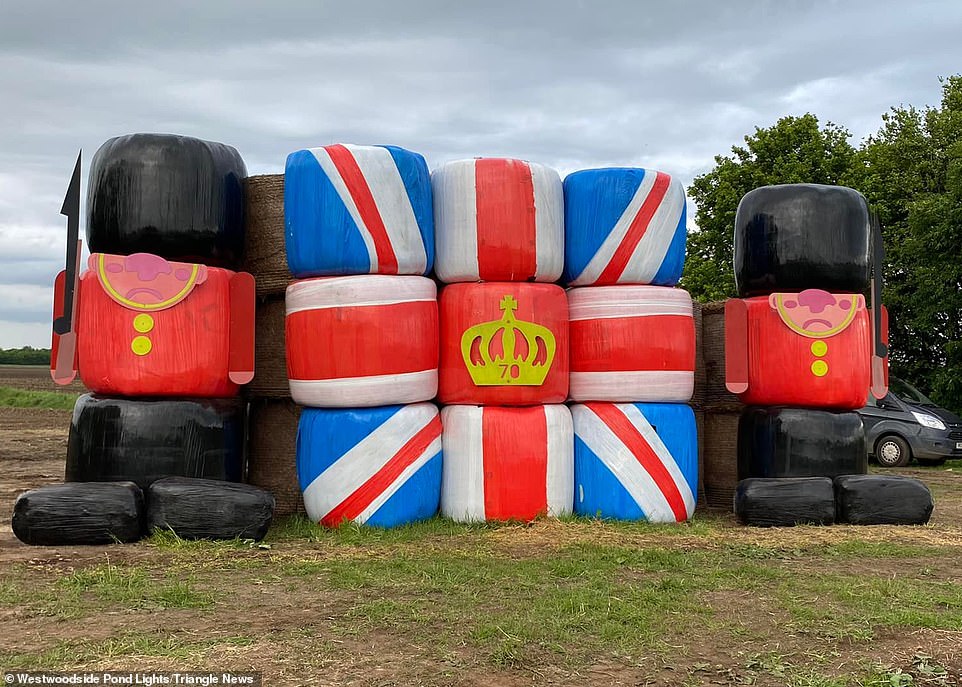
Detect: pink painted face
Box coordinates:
(769, 289, 865, 338)
(91, 253, 208, 311)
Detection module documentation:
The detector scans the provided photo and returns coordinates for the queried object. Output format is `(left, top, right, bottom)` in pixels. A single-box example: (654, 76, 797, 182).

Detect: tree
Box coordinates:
(858, 76, 962, 411)
(682, 114, 861, 301)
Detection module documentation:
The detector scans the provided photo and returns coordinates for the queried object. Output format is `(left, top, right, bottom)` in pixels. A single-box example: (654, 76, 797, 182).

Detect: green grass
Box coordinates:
(0, 385, 78, 410)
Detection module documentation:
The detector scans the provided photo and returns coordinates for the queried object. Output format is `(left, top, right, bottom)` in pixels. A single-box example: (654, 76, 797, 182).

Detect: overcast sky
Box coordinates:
(1, 0, 960, 348)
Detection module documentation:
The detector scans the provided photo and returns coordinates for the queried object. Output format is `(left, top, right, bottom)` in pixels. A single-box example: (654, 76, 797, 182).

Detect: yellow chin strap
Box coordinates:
(97, 254, 200, 310)
(774, 293, 859, 339)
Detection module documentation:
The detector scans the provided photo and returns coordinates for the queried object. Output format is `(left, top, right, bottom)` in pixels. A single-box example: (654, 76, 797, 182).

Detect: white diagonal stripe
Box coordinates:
(345, 145, 427, 274)
(355, 431, 442, 524)
(623, 177, 685, 284)
(302, 404, 437, 523)
(569, 170, 658, 286)
(308, 146, 378, 270)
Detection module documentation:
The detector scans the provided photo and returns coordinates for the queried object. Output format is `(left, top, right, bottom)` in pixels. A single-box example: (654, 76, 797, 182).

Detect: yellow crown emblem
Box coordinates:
(460, 295, 557, 386)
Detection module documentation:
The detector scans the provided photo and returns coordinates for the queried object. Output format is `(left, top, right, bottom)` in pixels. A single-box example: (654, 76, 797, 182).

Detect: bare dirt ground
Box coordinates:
(2, 366, 961, 686)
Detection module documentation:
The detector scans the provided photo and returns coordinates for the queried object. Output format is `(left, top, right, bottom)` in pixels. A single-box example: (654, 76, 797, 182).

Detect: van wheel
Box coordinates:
(876, 435, 911, 468)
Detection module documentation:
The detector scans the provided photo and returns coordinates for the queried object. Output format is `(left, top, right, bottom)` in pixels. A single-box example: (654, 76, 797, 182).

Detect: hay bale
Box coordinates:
(243, 174, 292, 297)
(248, 398, 303, 516)
(695, 409, 706, 510)
(701, 301, 743, 410)
(703, 409, 740, 510)
(691, 301, 706, 408)
(246, 296, 289, 398)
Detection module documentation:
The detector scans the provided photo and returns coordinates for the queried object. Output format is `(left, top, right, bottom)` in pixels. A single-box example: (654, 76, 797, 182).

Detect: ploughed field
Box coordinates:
(1, 364, 961, 686)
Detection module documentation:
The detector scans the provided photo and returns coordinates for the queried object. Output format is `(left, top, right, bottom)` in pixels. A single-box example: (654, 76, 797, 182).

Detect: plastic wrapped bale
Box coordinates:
(297, 404, 442, 528)
(572, 403, 697, 522)
(734, 184, 872, 297)
(285, 145, 434, 277)
(738, 407, 866, 480)
(568, 286, 694, 402)
(147, 477, 275, 540)
(66, 395, 246, 489)
(285, 275, 438, 407)
(438, 282, 568, 406)
(86, 134, 247, 267)
(734, 477, 836, 527)
(12, 482, 145, 545)
(563, 168, 687, 286)
(834, 475, 933, 525)
(724, 294, 871, 409)
(440, 405, 573, 522)
(432, 158, 563, 283)
(57, 254, 254, 398)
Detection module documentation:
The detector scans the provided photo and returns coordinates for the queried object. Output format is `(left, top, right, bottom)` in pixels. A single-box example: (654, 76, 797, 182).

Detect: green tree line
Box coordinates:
(0, 346, 51, 365)
(682, 76, 962, 414)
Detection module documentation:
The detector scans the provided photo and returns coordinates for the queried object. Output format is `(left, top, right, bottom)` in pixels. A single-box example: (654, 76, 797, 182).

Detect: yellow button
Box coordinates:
(810, 340, 828, 357)
(811, 360, 828, 377)
(131, 336, 152, 356)
(133, 314, 154, 333)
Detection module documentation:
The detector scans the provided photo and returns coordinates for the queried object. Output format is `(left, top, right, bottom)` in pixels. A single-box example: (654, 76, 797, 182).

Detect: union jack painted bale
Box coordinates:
(440, 405, 573, 523)
(285, 275, 438, 407)
(572, 402, 697, 522)
(438, 282, 568, 406)
(285, 144, 433, 277)
(563, 168, 687, 286)
(568, 286, 694, 402)
(297, 403, 442, 528)
(432, 158, 563, 283)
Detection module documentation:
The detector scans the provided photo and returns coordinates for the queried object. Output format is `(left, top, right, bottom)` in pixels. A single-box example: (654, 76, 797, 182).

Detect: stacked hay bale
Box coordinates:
(241, 174, 303, 515)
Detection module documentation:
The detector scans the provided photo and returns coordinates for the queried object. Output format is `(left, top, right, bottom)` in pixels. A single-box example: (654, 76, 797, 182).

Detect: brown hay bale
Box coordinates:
(246, 295, 289, 398)
(695, 409, 706, 510)
(702, 300, 744, 410)
(243, 174, 293, 297)
(248, 398, 303, 516)
(691, 301, 706, 408)
(703, 409, 740, 511)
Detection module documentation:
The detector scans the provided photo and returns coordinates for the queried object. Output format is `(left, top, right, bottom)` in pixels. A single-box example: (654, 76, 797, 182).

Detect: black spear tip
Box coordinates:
(61, 150, 81, 216)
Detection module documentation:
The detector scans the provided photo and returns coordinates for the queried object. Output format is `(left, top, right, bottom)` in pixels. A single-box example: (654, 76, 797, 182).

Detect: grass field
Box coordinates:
(1, 366, 960, 685)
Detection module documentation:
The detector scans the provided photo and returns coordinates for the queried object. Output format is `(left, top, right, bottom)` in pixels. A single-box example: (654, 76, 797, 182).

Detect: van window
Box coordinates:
(890, 377, 936, 406)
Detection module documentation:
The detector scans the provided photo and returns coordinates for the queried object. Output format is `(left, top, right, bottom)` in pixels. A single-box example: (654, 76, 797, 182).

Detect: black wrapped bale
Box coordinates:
(734, 477, 836, 527)
(147, 477, 274, 541)
(86, 133, 247, 267)
(12, 482, 144, 545)
(67, 395, 246, 489)
(738, 407, 866, 480)
(834, 475, 933, 525)
(734, 184, 873, 297)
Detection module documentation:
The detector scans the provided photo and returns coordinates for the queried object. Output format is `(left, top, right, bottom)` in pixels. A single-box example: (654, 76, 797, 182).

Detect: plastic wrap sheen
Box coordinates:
(563, 168, 687, 286)
(834, 475, 933, 525)
(285, 275, 438, 407)
(66, 394, 246, 488)
(738, 407, 866, 479)
(438, 282, 568, 405)
(147, 477, 275, 540)
(734, 477, 836, 527)
(74, 260, 249, 397)
(573, 403, 697, 522)
(297, 404, 442, 528)
(725, 295, 871, 409)
(568, 286, 694, 402)
(432, 158, 563, 283)
(440, 405, 573, 522)
(285, 145, 433, 277)
(12, 482, 145, 545)
(86, 134, 247, 267)
(734, 184, 872, 297)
